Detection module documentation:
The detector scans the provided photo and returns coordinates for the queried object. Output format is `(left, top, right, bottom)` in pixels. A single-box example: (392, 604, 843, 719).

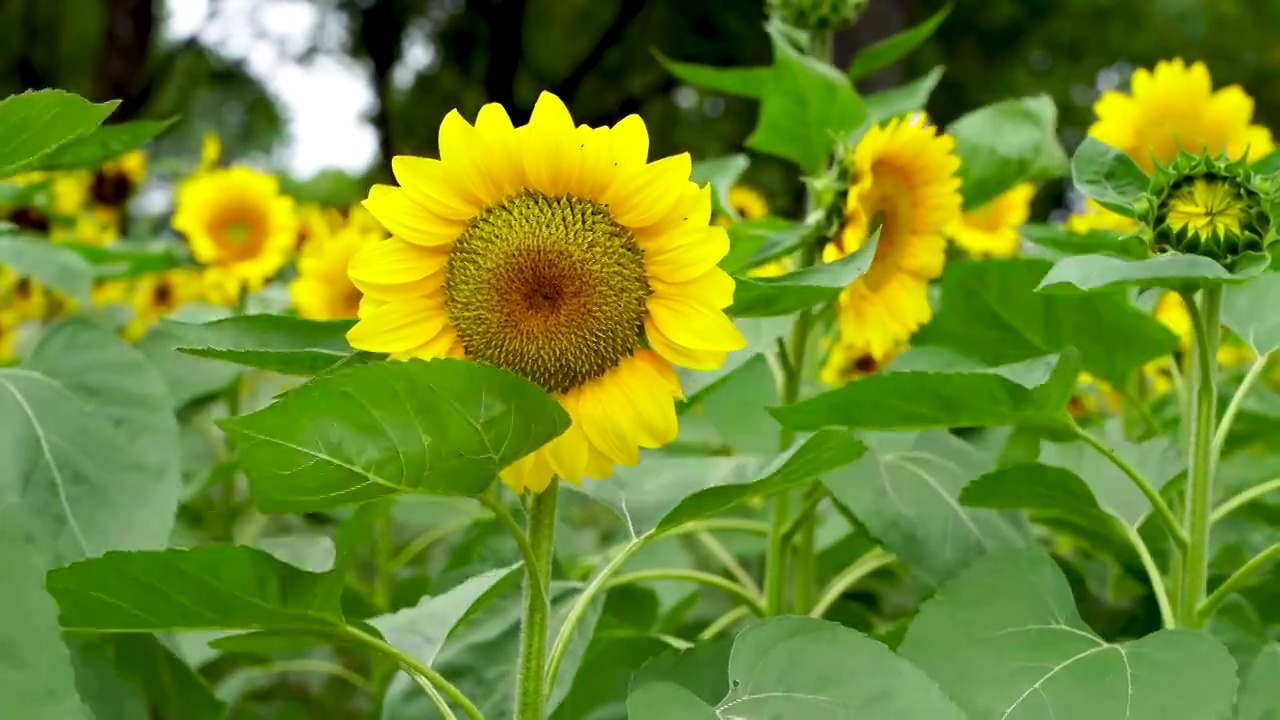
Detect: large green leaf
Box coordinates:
(915, 258, 1176, 385)
(135, 324, 241, 409)
(100, 635, 224, 720)
(1037, 253, 1268, 293)
(847, 3, 952, 80)
(369, 566, 517, 668)
(1222, 272, 1280, 355)
(746, 30, 867, 173)
(576, 429, 864, 539)
(65, 243, 184, 280)
(1038, 426, 1181, 526)
(551, 634, 669, 720)
(654, 53, 769, 99)
(771, 353, 1078, 431)
(0, 318, 180, 567)
(629, 617, 965, 719)
(1020, 223, 1147, 259)
(824, 432, 1025, 585)
(0, 90, 117, 177)
(0, 234, 95, 302)
(1071, 137, 1149, 218)
(223, 358, 570, 511)
(948, 95, 1068, 209)
(27, 119, 174, 171)
(164, 314, 359, 375)
(0, 508, 91, 720)
(676, 316, 791, 409)
(961, 463, 1109, 518)
(46, 545, 344, 631)
(1237, 644, 1280, 720)
(864, 66, 945, 123)
(899, 551, 1238, 720)
(721, 218, 809, 273)
(727, 232, 876, 317)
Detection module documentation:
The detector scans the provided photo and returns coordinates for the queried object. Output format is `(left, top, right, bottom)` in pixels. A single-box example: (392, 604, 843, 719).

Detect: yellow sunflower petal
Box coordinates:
(347, 298, 448, 353)
(362, 186, 465, 246)
(521, 91, 580, 197)
(651, 267, 735, 310)
(501, 451, 555, 494)
(642, 225, 730, 284)
(348, 238, 450, 284)
(391, 157, 481, 221)
(645, 316, 730, 371)
(605, 153, 694, 228)
(577, 375, 642, 466)
(647, 295, 746, 351)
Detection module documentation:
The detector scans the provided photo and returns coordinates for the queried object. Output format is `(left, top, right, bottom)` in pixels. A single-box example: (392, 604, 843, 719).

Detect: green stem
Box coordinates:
(479, 489, 547, 607)
(1198, 542, 1280, 622)
(1117, 520, 1174, 629)
(607, 569, 767, 617)
(373, 505, 393, 613)
(698, 605, 752, 640)
(694, 530, 761, 598)
(515, 483, 558, 720)
(544, 538, 646, 695)
(1213, 351, 1271, 459)
(809, 548, 894, 618)
(1212, 476, 1280, 525)
(390, 519, 475, 571)
(1178, 287, 1221, 629)
(1067, 416, 1187, 551)
(340, 626, 483, 720)
(665, 518, 770, 537)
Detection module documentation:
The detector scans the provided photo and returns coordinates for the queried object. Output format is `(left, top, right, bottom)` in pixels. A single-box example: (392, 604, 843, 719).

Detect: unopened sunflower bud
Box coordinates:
(768, 0, 869, 33)
(1143, 151, 1275, 263)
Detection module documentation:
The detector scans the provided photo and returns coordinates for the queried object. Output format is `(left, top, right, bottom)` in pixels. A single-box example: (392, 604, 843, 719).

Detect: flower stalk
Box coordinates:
(1177, 287, 1221, 628)
(515, 482, 558, 720)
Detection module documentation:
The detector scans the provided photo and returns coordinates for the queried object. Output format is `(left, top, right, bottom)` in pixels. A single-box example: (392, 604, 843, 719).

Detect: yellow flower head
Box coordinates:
(728, 185, 769, 221)
(91, 150, 147, 206)
(820, 338, 900, 386)
(0, 268, 48, 321)
(173, 166, 298, 294)
(826, 114, 961, 361)
(0, 310, 18, 364)
(124, 269, 200, 340)
(1066, 200, 1140, 234)
(1162, 176, 1250, 241)
(949, 183, 1036, 258)
(295, 203, 333, 252)
(51, 172, 91, 216)
(1090, 59, 1274, 172)
(350, 91, 746, 493)
(91, 278, 133, 307)
(291, 224, 380, 320)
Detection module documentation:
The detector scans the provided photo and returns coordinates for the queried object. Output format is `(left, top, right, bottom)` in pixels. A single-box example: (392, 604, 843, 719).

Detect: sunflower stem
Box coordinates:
(515, 482, 558, 720)
(1177, 287, 1221, 629)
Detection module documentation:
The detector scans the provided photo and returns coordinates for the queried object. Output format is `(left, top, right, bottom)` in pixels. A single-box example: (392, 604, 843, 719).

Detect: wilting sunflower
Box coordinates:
(291, 224, 381, 320)
(350, 92, 745, 492)
(1066, 199, 1140, 235)
(827, 114, 961, 361)
(949, 183, 1035, 258)
(173, 166, 298, 295)
(1090, 59, 1273, 172)
(124, 269, 200, 340)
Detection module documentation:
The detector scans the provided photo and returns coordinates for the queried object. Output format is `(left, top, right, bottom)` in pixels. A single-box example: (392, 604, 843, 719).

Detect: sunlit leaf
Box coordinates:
(0, 233, 95, 301)
(899, 551, 1238, 720)
(164, 314, 359, 375)
(727, 232, 877, 317)
(0, 90, 117, 177)
(948, 95, 1067, 209)
(29, 119, 174, 171)
(222, 359, 570, 511)
(864, 65, 945, 123)
(847, 3, 952, 80)
(1037, 252, 1267, 293)
(1071, 137, 1149, 218)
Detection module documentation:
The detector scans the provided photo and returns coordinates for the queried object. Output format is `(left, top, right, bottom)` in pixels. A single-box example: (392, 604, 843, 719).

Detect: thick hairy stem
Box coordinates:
(1177, 287, 1221, 628)
(515, 483, 558, 720)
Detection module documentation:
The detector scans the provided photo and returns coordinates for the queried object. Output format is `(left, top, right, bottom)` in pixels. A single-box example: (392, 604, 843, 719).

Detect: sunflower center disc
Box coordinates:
(445, 191, 650, 393)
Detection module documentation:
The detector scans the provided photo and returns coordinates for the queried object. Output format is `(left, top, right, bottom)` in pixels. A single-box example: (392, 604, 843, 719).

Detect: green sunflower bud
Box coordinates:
(1142, 151, 1275, 264)
(767, 0, 869, 33)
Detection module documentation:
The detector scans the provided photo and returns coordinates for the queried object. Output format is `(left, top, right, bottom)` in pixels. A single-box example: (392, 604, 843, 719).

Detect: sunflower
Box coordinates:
(826, 114, 961, 361)
(949, 183, 1035, 258)
(295, 203, 334, 251)
(91, 150, 146, 206)
(820, 338, 901, 385)
(1090, 59, 1273, 172)
(0, 310, 18, 363)
(173, 166, 298, 295)
(349, 92, 744, 493)
(291, 223, 381, 320)
(124, 269, 200, 340)
(1066, 200, 1140, 234)
(0, 268, 48, 320)
(729, 185, 769, 221)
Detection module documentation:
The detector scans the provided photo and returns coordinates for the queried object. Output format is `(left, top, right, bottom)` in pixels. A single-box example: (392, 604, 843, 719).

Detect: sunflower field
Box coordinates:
(8, 1, 1280, 719)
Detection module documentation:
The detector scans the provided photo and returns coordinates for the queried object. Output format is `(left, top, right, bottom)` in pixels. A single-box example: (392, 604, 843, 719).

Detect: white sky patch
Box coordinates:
(164, 0, 379, 177)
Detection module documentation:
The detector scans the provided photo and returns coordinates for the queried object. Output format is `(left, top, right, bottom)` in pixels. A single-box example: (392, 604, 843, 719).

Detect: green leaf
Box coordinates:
(676, 317, 791, 408)
(771, 353, 1078, 431)
(847, 3, 952, 80)
(369, 566, 517, 667)
(864, 66, 945, 123)
(0, 318, 180, 567)
(727, 231, 876, 317)
(721, 218, 809, 274)
(1071, 137, 1150, 218)
(961, 462, 1108, 517)
(655, 52, 769, 98)
(29, 119, 174, 171)
(550, 634, 669, 720)
(1038, 426, 1181, 526)
(222, 358, 570, 511)
(824, 432, 1026, 585)
(576, 429, 865, 539)
(627, 682, 719, 720)
(631, 617, 966, 718)
(1020, 222, 1148, 259)
(0, 234, 95, 302)
(1036, 253, 1267, 293)
(690, 154, 749, 219)
(101, 635, 224, 720)
(0, 90, 117, 177)
(63, 243, 184, 279)
(915, 258, 1176, 386)
(135, 324, 241, 409)
(898, 550, 1239, 720)
(1222, 272, 1280, 355)
(46, 545, 344, 631)
(1237, 644, 1280, 720)
(0, 507, 92, 720)
(632, 634, 733, 708)
(163, 314, 359, 375)
(747, 30, 867, 173)
(948, 95, 1068, 209)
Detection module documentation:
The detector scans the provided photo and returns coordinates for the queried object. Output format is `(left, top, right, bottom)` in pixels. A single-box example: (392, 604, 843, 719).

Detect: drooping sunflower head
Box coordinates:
(291, 223, 380, 320)
(173, 166, 298, 293)
(1147, 152, 1272, 262)
(91, 150, 147, 206)
(949, 183, 1036, 258)
(1090, 58, 1274, 172)
(825, 114, 961, 361)
(349, 92, 745, 492)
